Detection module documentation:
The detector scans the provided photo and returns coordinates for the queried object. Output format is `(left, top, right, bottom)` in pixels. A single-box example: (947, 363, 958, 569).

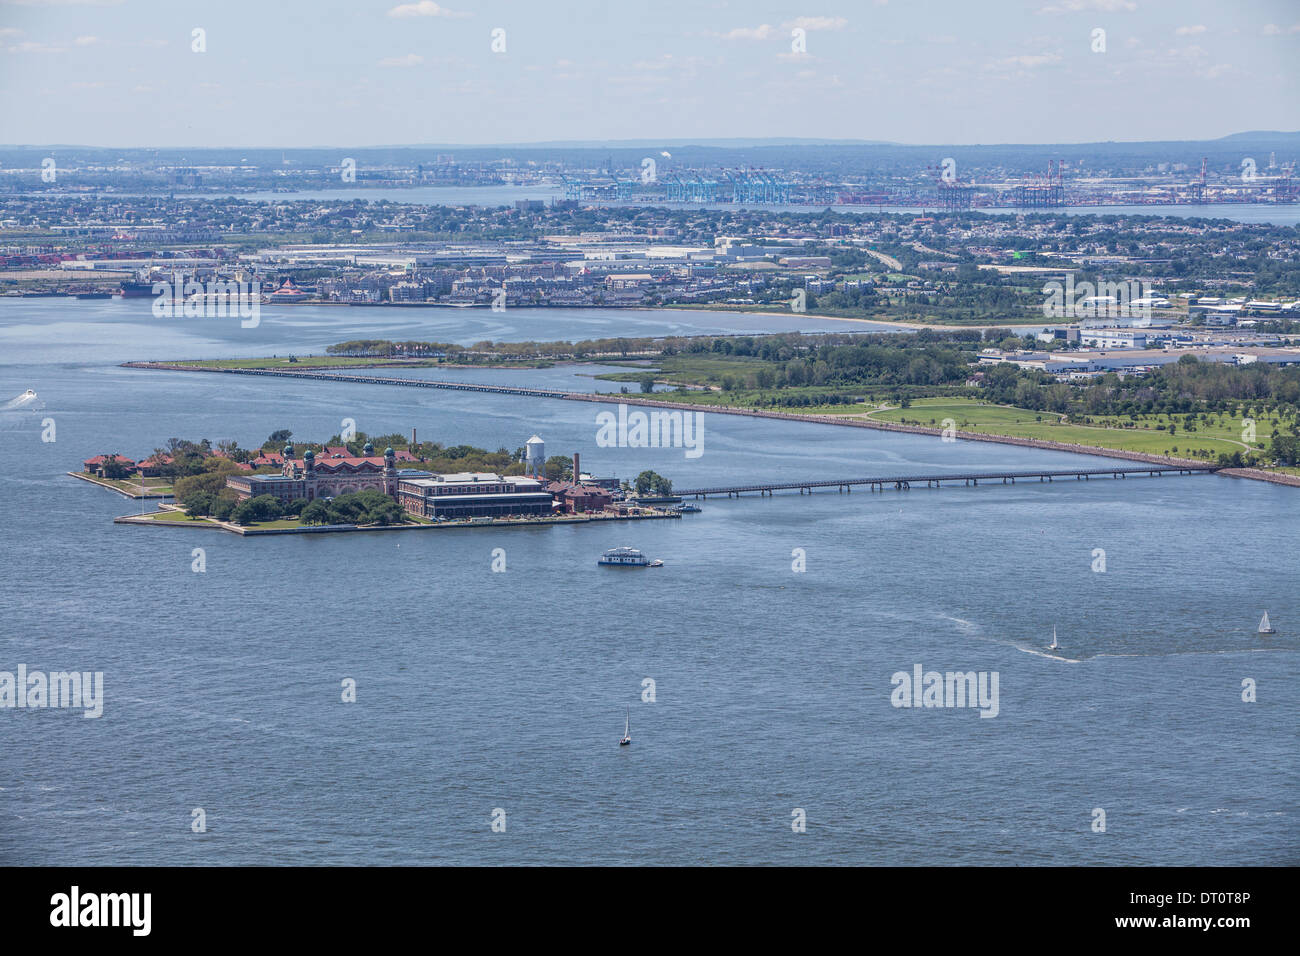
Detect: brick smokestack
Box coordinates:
(573, 452, 580, 482)
(411, 427, 417, 447)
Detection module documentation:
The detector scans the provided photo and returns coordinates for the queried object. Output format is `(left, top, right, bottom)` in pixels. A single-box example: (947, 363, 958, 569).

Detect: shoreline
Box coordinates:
(3, 294, 1050, 332)
(67, 471, 172, 499)
(663, 305, 1046, 332)
(113, 508, 680, 535)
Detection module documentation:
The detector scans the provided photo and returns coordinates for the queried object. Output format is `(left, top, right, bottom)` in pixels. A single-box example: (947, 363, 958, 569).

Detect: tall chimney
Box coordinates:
(411, 427, 417, 447)
(573, 452, 580, 483)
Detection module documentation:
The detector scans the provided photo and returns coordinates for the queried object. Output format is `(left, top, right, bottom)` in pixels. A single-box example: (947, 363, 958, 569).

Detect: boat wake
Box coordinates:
(935, 613, 981, 635)
(2, 389, 38, 410)
(1013, 645, 1084, 663)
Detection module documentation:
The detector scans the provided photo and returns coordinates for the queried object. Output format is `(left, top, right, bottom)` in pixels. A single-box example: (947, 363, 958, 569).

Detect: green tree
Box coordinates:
(173, 470, 234, 500)
(634, 470, 673, 496)
(100, 456, 131, 480)
(300, 500, 332, 525)
(1269, 433, 1298, 465)
(182, 491, 213, 517)
(232, 494, 284, 525)
(543, 455, 572, 482)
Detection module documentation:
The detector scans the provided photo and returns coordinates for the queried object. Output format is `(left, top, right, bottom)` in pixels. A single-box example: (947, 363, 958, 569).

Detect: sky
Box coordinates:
(1, 0, 1298, 148)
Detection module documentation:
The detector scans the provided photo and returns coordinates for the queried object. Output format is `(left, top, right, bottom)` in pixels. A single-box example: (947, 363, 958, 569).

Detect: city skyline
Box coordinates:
(2, 0, 1299, 148)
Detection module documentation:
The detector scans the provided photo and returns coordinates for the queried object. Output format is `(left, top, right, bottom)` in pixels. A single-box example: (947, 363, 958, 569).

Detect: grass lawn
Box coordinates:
(95, 476, 174, 495)
(867, 397, 1280, 459)
(240, 518, 308, 530)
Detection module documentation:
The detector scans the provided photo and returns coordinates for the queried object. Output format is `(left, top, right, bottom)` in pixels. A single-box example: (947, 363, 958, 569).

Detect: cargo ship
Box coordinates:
(119, 280, 155, 298)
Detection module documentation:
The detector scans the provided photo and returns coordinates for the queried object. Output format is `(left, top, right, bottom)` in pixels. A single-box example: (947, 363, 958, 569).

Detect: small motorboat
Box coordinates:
(619, 708, 631, 746)
(648, 559, 663, 567)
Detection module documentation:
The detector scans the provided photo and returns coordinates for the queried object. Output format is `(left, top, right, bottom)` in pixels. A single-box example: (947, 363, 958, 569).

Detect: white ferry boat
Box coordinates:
(599, 547, 655, 567)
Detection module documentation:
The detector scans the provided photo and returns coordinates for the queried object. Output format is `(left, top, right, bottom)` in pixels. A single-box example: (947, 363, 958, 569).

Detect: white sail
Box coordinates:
(624, 708, 629, 738)
(1049, 626, 1058, 649)
(1259, 612, 1272, 633)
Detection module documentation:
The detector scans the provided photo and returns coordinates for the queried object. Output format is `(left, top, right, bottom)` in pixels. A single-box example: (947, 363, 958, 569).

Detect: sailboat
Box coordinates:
(619, 708, 631, 746)
(1047, 626, 1060, 651)
(1258, 612, 1277, 635)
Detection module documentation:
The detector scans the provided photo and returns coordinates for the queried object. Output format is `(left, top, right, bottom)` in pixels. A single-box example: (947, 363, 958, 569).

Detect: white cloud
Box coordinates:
(387, 2, 469, 18)
(1261, 22, 1300, 36)
(0, 28, 22, 39)
(3, 0, 123, 6)
(6, 40, 66, 53)
(1175, 25, 1206, 36)
(783, 17, 848, 31)
(74, 35, 100, 46)
(1039, 0, 1137, 14)
(997, 53, 1063, 68)
(378, 53, 424, 67)
(719, 24, 776, 40)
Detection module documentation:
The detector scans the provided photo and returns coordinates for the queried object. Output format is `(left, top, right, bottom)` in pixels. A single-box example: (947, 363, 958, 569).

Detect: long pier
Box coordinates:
(119, 363, 1243, 481)
(121, 363, 574, 399)
(676, 465, 1215, 498)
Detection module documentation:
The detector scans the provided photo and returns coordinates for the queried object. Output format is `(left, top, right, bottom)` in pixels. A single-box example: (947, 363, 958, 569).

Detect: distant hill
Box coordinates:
(1215, 131, 1300, 144)
(401, 138, 902, 149)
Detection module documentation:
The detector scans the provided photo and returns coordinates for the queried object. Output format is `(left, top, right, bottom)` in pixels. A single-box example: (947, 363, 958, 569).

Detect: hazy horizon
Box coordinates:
(3, 0, 1298, 149)
(4, 131, 1300, 151)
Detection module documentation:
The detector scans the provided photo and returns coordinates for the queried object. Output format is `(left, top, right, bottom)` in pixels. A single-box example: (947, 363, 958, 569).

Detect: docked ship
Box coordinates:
(119, 280, 155, 298)
(598, 547, 661, 567)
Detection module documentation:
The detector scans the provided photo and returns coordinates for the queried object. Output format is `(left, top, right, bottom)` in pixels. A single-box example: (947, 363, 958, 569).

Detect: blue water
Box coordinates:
(0, 299, 1296, 865)
(49, 185, 1300, 225)
(0, 297, 900, 369)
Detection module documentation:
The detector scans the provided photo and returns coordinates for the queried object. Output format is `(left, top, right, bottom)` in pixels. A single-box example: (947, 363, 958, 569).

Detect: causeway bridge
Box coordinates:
(675, 465, 1216, 498)
(121, 363, 577, 399)
(120, 365, 1233, 483)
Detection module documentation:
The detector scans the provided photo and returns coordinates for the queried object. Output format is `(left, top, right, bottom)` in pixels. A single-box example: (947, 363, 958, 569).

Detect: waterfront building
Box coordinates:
(398, 473, 553, 519)
(226, 442, 400, 502)
(82, 454, 135, 477)
(266, 278, 310, 304)
(545, 480, 614, 514)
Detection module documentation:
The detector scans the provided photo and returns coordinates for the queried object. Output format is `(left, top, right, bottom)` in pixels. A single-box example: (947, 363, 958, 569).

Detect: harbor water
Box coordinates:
(0, 299, 1295, 865)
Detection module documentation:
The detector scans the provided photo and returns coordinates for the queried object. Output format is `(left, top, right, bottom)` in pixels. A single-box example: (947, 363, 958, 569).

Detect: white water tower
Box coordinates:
(524, 435, 545, 477)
